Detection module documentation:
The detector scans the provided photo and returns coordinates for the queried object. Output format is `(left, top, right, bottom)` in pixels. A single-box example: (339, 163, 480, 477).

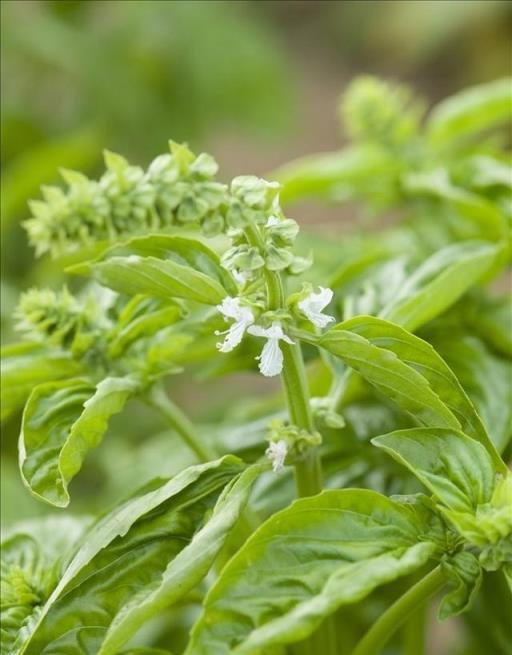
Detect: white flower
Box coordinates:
(298, 287, 335, 328)
(247, 321, 294, 377)
(232, 269, 251, 285)
(266, 439, 288, 472)
(215, 296, 255, 353)
(266, 215, 281, 227)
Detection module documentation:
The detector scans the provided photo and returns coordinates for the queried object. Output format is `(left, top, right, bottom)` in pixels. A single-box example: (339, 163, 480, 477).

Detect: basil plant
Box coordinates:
(2, 76, 511, 655)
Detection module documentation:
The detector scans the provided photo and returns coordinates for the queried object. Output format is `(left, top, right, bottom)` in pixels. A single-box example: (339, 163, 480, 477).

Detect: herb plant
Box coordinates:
(1, 76, 511, 655)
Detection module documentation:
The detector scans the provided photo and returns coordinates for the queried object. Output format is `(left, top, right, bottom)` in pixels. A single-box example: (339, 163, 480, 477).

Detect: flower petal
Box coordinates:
(257, 338, 284, 377)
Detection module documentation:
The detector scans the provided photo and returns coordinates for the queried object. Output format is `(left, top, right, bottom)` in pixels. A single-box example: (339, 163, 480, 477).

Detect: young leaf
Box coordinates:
(427, 77, 512, 147)
(0, 342, 82, 422)
(439, 551, 482, 620)
(381, 241, 504, 332)
(314, 316, 503, 468)
(18, 456, 248, 655)
(372, 428, 496, 512)
(19, 375, 139, 507)
(68, 234, 237, 306)
(187, 490, 441, 654)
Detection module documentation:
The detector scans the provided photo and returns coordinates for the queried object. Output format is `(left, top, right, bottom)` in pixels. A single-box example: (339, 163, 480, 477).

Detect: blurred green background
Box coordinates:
(2, 0, 511, 294)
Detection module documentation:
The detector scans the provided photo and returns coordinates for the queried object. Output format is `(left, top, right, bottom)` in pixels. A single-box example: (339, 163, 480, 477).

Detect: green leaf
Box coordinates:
(424, 331, 512, 454)
(107, 295, 183, 358)
(0, 343, 82, 422)
(18, 457, 247, 655)
(274, 144, 398, 204)
(441, 472, 512, 550)
(68, 234, 237, 305)
(97, 463, 262, 655)
(439, 551, 482, 620)
(427, 78, 512, 147)
(20, 376, 139, 507)
(187, 490, 441, 654)
(372, 428, 496, 512)
(381, 241, 504, 332)
(315, 316, 503, 467)
(465, 294, 512, 358)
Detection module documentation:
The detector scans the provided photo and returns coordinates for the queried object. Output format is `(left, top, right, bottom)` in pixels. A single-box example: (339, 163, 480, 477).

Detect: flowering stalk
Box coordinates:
(243, 223, 323, 497)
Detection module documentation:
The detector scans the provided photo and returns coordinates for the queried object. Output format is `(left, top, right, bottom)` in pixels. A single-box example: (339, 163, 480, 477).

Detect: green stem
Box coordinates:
(351, 566, 445, 655)
(245, 223, 322, 497)
(147, 383, 217, 462)
(403, 604, 426, 655)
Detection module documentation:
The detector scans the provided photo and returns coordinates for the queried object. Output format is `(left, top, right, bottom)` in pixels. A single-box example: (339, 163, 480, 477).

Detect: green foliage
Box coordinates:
(187, 490, 442, 653)
(1, 76, 511, 655)
(275, 76, 511, 245)
(8, 457, 252, 654)
(70, 234, 237, 306)
(20, 376, 140, 507)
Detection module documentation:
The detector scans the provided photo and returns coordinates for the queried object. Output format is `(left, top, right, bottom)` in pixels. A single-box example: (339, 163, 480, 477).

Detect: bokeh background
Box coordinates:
(1, 4, 511, 650)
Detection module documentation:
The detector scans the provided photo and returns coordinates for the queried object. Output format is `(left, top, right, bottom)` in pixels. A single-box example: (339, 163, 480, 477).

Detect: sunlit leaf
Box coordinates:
(187, 490, 441, 654)
(68, 234, 237, 305)
(372, 428, 496, 512)
(381, 241, 504, 331)
(427, 78, 512, 146)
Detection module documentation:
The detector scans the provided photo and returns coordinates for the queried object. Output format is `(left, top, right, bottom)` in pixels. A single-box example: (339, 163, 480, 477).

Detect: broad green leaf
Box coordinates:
(427, 78, 512, 146)
(20, 376, 139, 507)
(317, 324, 457, 429)
(315, 316, 503, 468)
(68, 234, 237, 305)
(98, 463, 262, 655)
(372, 428, 495, 512)
(0, 343, 82, 422)
(381, 241, 504, 332)
(187, 490, 441, 654)
(1, 517, 87, 654)
(18, 456, 246, 655)
(439, 551, 482, 620)
(274, 144, 397, 204)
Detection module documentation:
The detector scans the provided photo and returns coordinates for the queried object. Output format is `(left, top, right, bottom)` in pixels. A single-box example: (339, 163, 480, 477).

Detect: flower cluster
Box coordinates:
(215, 287, 334, 377)
(24, 142, 229, 258)
(264, 419, 322, 472)
(15, 287, 100, 356)
(221, 178, 309, 281)
(340, 75, 424, 148)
